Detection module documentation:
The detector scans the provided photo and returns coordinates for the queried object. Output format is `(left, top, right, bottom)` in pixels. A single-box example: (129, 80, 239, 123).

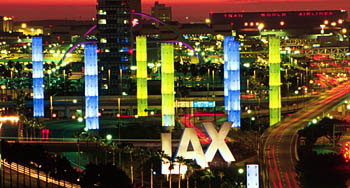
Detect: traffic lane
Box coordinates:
(263, 84, 350, 188)
(267, 92, 350, 188)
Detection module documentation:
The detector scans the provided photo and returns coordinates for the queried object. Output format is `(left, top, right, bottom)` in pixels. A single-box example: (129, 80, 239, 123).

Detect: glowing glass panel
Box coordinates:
(161, 43, 175, 127)
(32, 37, 44, 117)
(224, 36, 240, 127)
(269, 37, 281, 126)
(84, 44, 99, 130)
(136, 36, 148, 116)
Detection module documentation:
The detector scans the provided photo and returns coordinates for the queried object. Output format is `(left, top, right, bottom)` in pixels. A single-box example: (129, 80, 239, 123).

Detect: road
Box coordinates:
(262, 81, 350, 188)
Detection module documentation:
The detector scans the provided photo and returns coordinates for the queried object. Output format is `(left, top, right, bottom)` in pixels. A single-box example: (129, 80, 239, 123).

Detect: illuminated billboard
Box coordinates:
(247, 164, 259, 188)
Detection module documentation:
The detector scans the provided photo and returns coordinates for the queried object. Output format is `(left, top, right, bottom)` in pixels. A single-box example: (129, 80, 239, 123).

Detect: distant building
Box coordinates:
(97, 0, 141, 95)
(151, 1, 172, 23)
(0, 16, 14, 33)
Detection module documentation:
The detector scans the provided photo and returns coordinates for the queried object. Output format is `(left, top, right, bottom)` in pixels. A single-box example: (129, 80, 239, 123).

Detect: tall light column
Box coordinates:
(161, 43, 175, 127)
(224, 39, 229, 111)
(32, 37, 44, 117)
(269, 37, 281, 126)
(224, 36, 240, 127)
(136, 36, 148, 116)
(84, 44, 99, 130)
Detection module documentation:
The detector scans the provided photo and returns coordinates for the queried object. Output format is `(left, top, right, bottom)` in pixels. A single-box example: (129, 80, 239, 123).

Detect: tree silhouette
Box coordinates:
(296, 152, 349, 188)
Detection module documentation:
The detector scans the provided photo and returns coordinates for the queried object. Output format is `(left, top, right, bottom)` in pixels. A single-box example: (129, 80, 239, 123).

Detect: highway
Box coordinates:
(261, 81, 350, 188)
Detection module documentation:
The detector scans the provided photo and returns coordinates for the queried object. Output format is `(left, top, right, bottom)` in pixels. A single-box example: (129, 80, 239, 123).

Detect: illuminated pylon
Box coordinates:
(161, 43, 175, 127)
(224, 37, 240, 127)
(136, 36, 148, 116)
(84, 44, 99, 130)
(32, 37, 44, 117)
(269, 37, 281, 126)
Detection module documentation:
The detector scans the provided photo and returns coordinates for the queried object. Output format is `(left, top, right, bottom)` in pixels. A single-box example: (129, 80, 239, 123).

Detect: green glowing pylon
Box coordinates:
(136, 36, 148, 117)
(269, 37, 281, 126)
(161, 43, 175, 127)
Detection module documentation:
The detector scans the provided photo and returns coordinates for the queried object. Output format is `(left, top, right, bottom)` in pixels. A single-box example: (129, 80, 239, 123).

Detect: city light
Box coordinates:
(343, 142, 350, 162)
(106, 134, 112, 141)
(1, 6, 350, 188)
(338, 19, 344, 24)
(132, 18, 139, 27)
(205, 18, 211, 24)
(342, 28, 347, 34)
(77, 117, 84, 123)
(21, 23, 27, 29)
(0, 116, 19, 123)
(258, 23, 265, 30)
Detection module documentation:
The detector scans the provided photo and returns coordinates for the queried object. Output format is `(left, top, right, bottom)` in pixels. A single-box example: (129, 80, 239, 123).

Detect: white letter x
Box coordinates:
(203, 122, 236, 163)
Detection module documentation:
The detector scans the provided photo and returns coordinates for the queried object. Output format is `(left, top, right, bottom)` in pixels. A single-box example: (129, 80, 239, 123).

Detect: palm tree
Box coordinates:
(124, 144, 136, 185)
(161, 153, 174, 188)
(183, 159, 200, 188)
(99, 140, 108, 165)
(175, 156, 188, 188)
(200, 169, 214, 188)
(108, 142, 119, 166)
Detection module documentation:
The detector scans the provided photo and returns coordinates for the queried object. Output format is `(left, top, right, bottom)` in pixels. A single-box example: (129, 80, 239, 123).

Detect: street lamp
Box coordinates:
(106, 134, 112, 140)
(78, 117, 84, 123)
(106, 134, 112, 144)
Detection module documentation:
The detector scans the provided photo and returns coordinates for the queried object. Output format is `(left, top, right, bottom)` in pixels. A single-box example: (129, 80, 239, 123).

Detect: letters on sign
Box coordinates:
(161, 122, 236, 175)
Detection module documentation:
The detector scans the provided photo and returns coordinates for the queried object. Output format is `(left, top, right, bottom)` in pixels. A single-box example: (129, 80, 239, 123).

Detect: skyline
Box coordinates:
(1, 0, 350, 22)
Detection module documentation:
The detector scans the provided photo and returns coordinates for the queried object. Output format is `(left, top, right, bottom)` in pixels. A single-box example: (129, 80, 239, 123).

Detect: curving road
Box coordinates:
(262, 81, 350, 188)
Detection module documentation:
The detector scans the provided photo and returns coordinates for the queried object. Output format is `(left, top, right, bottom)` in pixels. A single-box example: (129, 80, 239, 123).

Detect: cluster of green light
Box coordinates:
(269, 37, 281, 126)
(136, 36, 148, 116)
(161, 43, 175, 127)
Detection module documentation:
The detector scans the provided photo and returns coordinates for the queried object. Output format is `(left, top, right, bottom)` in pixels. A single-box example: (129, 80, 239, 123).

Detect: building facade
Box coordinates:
(0, 16, 14, 33)
(97, 0, 141, 95)
(151, 1, 172, 23)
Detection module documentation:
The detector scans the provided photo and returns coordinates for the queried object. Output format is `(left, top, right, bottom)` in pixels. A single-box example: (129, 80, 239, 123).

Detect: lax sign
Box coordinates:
(161, 122, 236, 174)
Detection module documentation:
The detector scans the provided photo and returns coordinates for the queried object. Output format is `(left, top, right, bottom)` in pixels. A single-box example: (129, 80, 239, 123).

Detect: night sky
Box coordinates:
(1, 0, 350, 22)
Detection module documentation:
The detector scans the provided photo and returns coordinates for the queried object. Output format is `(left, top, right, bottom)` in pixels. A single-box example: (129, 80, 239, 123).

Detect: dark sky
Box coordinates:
(1, 0, 350, 22)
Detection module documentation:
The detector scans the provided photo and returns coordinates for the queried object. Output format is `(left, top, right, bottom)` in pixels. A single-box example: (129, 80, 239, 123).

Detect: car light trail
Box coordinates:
(267, 144, 278, 188)
(272, 145, 283, 188)
(285, 172, 292, 188)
